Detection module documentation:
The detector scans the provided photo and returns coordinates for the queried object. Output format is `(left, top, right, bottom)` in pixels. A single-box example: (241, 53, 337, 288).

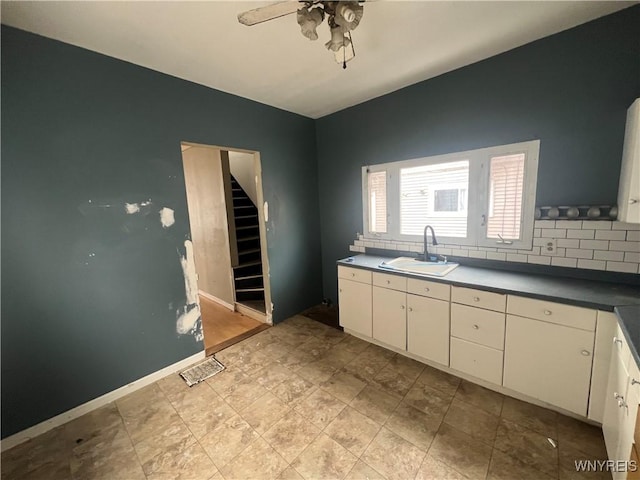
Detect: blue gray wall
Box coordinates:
(316, 6, 640, 301)
(1, 26, 323, 437)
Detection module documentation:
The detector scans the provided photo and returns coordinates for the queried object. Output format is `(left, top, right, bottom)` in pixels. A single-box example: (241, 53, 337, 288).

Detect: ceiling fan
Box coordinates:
(237, 1, 365, 69)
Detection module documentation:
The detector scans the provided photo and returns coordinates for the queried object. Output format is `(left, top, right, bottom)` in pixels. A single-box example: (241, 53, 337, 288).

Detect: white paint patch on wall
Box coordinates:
(125, 203, 140, 214)
(176, 240, 202, 341)
(159, 207, 175, 228)
(263, 201, 269, 222)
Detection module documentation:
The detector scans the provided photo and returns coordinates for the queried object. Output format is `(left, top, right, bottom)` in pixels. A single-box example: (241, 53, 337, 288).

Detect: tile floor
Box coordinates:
(2, 315, 610, 480)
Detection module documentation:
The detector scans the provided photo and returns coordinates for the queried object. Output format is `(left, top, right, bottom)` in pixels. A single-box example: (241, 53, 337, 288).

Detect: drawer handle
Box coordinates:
(473, 324, 479, 330)
(401, 305, 405, 310)
(632, 379, 640, 386)
(581, 350, 591, 357)
(543, 310, 552, 316)
(339, 289, 342, 293)
(473, 296, 480, 302)
(614, 337, 623, 346)
(614, 392, 624, 400)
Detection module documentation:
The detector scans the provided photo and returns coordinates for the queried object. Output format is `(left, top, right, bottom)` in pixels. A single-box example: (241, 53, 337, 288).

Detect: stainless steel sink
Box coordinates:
(379, 256, 459, 277)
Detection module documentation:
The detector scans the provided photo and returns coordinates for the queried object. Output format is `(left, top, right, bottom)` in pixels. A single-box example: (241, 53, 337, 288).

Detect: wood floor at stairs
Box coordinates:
(200, 294, 269, 356)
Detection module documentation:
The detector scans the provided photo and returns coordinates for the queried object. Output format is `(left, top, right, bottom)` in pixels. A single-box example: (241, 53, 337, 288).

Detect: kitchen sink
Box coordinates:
(379, 256, 459, 277)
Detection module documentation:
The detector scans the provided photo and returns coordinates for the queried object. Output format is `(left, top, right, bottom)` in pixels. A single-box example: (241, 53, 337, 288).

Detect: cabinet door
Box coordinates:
(503, 315, 595, 416)
(603, 351, 629, 463)
(407, 294, 449, 366)
(338, 279, 372, 337)
(373, 286, 407, 350)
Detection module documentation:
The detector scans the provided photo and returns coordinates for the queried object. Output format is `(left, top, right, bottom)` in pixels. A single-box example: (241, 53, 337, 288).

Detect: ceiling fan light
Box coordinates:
(325, 26, 350, 52)
(297, 6, 324, 41)
(334, 2, 363, 31)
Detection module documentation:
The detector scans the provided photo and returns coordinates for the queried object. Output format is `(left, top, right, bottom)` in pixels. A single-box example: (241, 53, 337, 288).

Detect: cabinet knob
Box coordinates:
(473, 324, 479, 330)
(543, 310, 552, 316)
(401, 305, 405, 310)
(424, 287, 430, 292)
(387, 280, 391, 284)
(473, 296, 480, 302)
(408, 307, 413, 312)
(339, 289, 342, 293)
(630, 199, 638, 204)
(581, 350, 591, 356)
(351, 273, 355, 277)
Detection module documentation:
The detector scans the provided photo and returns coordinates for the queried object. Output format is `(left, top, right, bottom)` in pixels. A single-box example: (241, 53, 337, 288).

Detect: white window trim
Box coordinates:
(362, 140, 540, 250)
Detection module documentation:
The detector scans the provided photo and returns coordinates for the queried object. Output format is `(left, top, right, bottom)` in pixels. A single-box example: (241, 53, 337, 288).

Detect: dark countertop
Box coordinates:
(338, 254, 640, 362)
(615, 305, 640, 368)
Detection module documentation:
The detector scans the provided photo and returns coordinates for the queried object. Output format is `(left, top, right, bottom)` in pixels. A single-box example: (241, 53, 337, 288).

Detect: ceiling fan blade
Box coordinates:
(238, 1, 301, 26)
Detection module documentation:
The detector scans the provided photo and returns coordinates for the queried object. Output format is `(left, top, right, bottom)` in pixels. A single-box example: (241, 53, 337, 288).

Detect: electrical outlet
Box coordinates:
(544, 238, 557, 255)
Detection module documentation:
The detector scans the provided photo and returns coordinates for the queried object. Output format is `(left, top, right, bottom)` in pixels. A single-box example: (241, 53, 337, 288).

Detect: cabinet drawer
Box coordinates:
(338, 266, 372, 284)
(407, 278, 450, 301)
(450, 337, 504, 385)
(451, 304, 505, 350)
(452, 286, 506, 312)
(507, 296, 596, 331)
(373, 272, 407, 292)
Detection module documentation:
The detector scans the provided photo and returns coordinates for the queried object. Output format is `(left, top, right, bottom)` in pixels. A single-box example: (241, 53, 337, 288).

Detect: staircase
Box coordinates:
(230, 176, 265, 311)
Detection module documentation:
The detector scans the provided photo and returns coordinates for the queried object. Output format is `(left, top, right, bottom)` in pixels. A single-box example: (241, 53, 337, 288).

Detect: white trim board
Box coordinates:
(1, 350, 206, 452)
(199, 290, 234, 311)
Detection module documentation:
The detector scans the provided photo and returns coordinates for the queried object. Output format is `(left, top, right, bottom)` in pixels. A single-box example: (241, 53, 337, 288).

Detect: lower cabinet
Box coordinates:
(407, 294, 449, 366)
(603, 327, 640, 479)
(503, 314, 595, 416)
(372, 286, 407, 350)
(338, 277, 372, 337)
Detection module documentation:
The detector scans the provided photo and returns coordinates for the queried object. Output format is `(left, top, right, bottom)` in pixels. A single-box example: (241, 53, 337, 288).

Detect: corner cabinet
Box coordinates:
(617, 98, 640, 224)
(338, 266, 372, 337)
(503, 296, 596, 416)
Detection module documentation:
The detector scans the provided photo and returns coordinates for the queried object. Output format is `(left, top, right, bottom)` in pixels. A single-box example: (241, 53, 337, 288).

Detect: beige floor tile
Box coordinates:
(345, 460, 386, 480)
(64, 403, 123, 448)
(493, 418, 559, 477)
(240, 391, 291, 434)
(343, 346, 393, 383)
(297, 360, 338, 384)
(428, 423, 493, 480)
(291, 433, 358, 480)
(120, 396, 182, 444)
(274, 348, 317, 371)
(116, 383, 169, 420)
(219, 376, 268, 411)
(178, 393, 238, 440)
(156, 371, 199, 404)
(320, 344, 359, 369)
(260, 340, 295, 361)
(220, 437, 288, 480)
(143, 442, 217, 480)
(349, 385, 401, 424)
(443, 398, 500, 445)
(501, 396, 558, 439)
(11, 458, 72, 480)
(337, 334, 371, 354)
(557, 414, 608, 458)
(325, 406, 381, 457)
(454, 380, 504, 416)
(205, 365, 249, 395)
(488, 449, 555, 480)
(132, 415, 196, 465)
(294, 388, 347, 428)
(320, 370, 367, 403)
(262, 410, 321, 463)
(251, 364, 296, 391)
(371, 364, 417, 397)
(271, 373, 317, 406)
(238, 350, 273, 374)
(199, 414, 260, 470)
(362, 427, 426, 480)
(277, 466, 305, 480)
(415, 454, 468, 480)
(298, 336, 335, 359)
(416, 365, 461, 396)
(385, 354, 426, 381)
(403, 382, 453, 417)
(385, 402, 441, 451)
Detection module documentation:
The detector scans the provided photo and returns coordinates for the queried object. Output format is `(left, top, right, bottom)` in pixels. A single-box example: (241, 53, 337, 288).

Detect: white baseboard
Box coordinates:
(1, 350, 206, 452)
(199, 290, 234, 311)
(235, 302, 268, 323)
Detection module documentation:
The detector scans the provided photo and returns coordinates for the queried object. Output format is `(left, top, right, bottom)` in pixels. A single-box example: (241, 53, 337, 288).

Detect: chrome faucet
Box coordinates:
(421, 225, 439, 262)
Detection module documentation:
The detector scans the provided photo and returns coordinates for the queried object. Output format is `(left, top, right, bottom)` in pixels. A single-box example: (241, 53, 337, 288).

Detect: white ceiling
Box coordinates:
(1, 1, 634, 118)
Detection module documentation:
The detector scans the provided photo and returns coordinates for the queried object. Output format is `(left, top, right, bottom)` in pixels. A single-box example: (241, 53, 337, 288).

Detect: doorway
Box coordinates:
(181, 143, 272, 354)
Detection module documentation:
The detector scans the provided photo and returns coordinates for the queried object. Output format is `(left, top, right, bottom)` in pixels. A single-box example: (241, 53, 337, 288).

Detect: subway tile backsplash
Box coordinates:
(349, 220, 640, 274)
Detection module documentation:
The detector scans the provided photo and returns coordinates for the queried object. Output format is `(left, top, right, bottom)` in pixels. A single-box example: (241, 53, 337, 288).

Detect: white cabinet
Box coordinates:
(450, 287, 506, 385)
(589, 311, 618, 423)
(407, 294, 450, 365)
(503, 314, 595, 416)
(603, 328, 640, 479)
(338, 267, 372, 337)
(617, 98, 640, 224)
(373, 285, 407, 350)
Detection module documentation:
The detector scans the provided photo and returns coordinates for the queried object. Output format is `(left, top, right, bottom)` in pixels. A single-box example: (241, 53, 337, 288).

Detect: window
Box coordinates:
(362, 140, 539, 249)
